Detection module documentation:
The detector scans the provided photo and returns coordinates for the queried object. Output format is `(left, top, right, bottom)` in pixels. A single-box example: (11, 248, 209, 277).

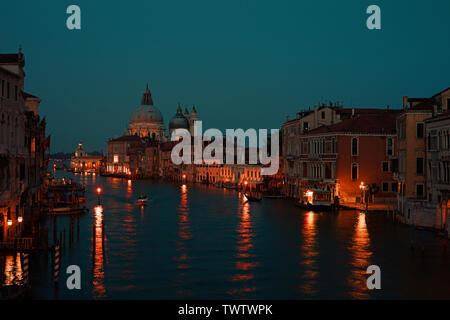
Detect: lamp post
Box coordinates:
(359, 182, 365, 206)
(96, 187, 102, 205)
(18, 216, 23, 238)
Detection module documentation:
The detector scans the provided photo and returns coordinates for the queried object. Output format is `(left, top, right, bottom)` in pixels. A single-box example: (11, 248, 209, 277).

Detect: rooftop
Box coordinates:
(308, 112, 398, 135)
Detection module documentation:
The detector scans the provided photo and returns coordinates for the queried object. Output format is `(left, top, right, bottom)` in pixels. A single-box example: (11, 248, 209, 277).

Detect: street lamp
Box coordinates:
(18, 216, 23, 223)
(359, 182, 366, 207)
(7, 219, 12, 226)
(96, 187, 102, 205)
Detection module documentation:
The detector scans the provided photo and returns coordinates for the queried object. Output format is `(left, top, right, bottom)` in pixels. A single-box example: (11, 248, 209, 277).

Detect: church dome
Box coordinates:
(130, 105, 164, 123)
(127, 85, 166, 141)
(129, 85, 164, 124)
(169, 105, 190, 130)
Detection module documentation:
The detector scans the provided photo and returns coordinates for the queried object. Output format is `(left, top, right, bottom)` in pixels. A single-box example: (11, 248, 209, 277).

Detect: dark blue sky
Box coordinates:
(2, 0, 449, 152)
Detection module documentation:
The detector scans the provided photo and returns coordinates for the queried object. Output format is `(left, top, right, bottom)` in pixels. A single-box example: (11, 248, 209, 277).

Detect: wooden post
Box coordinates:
(411, 224, 415, 250)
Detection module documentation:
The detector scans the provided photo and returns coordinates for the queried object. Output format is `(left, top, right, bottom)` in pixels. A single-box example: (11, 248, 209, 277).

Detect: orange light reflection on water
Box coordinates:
(2, 254, 23, 286)
(228, 194, 257, 297)
(347, 212, 372, 299)
(92, 205, 106, 299)
(299, 211, 319, 296)
(173, 184, 194, 297)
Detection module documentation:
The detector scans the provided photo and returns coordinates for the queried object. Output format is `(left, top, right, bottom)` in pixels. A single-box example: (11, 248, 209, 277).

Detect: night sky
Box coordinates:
(1, 0, 449, 152)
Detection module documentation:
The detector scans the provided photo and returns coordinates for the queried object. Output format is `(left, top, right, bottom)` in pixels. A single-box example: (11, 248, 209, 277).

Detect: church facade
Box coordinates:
(106, 85, 201, 176)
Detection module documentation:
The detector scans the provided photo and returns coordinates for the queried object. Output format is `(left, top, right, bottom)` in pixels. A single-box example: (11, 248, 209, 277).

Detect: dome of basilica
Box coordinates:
(169, 105, 190, 131)
(127, 85, 166, 141)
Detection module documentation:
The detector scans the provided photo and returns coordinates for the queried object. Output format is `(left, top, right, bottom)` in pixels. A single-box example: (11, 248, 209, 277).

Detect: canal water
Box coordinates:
(27, 172, 450, 299)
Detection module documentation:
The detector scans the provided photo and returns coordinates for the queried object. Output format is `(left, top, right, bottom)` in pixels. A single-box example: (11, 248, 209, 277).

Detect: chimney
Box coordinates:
(403, 96, 408, 110)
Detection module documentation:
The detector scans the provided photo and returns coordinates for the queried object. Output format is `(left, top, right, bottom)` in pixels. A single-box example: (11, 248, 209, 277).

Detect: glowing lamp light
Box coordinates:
(18, 216, 23, 223)
(306, 191, 313, 197)
(7, 220, 12, 226)
(182, 174, 187, 179)
(96, 187, 102, 194)
(244, 181, 248, 185)
(360, 182, 365, 190)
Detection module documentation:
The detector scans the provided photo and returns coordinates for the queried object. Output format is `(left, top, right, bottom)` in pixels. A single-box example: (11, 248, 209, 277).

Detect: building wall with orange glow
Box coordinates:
(336, 134, 397, 203)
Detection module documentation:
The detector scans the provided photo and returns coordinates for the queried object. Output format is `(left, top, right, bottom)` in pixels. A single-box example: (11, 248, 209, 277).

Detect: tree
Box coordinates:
(365, 183, 379, 203)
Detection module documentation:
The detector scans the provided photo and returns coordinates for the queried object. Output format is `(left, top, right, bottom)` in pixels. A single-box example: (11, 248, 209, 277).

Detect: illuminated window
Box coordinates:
(113, 155, 119, 163)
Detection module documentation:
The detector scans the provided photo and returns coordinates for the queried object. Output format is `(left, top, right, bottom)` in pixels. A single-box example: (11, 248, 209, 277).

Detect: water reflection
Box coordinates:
(2, 254, 23, 286)
(347, 212, 372, 299)
(92, 205, 106, 299)
(126, 179, 132, 197)
(299, 211, 319, 296)
(173, 184, 194, 297)
(228, 194, 257, 297)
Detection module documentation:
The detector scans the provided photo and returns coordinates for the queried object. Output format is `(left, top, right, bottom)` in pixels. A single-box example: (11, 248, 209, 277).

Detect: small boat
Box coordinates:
(263, 194, 285, 199)
(243, 192, 262, 202)
(296, 189, 334, 211)
(137, 195, 148, 205)
(49, 206, 88, 215)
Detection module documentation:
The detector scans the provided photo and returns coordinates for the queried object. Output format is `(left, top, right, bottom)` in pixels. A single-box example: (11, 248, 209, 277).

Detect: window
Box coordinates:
(20, 163, 25, 181)
(391, 182, 398, 192)
(382, 161, 389, 172)
(382, 182, 389, 192)
(351, 163, 358, 180)
(387, 138, 393, 156)
(7, 82, 10, 99)
(0, 79, 3, 96)
(14, 85, 18, 101)
(351, 137, 358, 156)
(416, 157, 424, 175)
(113, 155, 119, 163)
(321, 111, 325, 119)
(303, 122, 309, 132)
(416, 123, 424, 139)
(416, 183, 424, 197)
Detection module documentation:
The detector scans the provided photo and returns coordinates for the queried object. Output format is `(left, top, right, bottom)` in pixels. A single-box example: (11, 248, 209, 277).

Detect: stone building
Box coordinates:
(293, 112, 399, 205)
(106, 135, 144, 176)
(425, 111, 450, 234)
(394, 88, 450, 228)
(70, 142, 104, 173)
(0, 49, 48, 243)
(282, 103, 396, 199)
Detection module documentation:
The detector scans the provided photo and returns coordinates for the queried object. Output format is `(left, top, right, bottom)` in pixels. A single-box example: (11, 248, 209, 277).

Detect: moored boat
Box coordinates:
(243, 192, 262, 202)
(297, 189, 334, 210)
(137, 195, 148, 205)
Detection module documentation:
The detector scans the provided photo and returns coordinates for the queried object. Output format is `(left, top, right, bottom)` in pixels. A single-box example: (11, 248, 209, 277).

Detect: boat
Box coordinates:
(296, 189, 334, 210)
(223, 182, 237, 189)
(263, 194, 285, 199)
(243, 192, 262, 202)
(137, 195, 148, 205)
(49, 206, 88, 215)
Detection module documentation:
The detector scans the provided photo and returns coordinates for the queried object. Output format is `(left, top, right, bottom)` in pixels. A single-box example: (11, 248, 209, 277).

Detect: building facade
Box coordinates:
(70, 142, 104, 172)
(393, 88, 450, 227)
(425, 111, 450, 234)
(292, 112, 398, 205)
(0, 50, 48, 243)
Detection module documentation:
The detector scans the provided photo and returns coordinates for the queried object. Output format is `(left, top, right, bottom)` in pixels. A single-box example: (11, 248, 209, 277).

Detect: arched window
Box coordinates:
(351, 163, 358, 180)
